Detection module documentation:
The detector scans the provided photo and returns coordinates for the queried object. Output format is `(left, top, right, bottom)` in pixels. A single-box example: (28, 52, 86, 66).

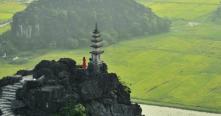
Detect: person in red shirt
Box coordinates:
(82, 57, 87, 70)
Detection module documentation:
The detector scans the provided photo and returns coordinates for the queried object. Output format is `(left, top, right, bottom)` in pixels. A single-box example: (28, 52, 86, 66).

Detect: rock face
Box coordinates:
(9, 58, 142, 116)
(2, 0, 170, 51)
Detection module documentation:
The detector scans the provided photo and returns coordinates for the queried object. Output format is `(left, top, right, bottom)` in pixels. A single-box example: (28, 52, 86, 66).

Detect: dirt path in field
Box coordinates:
(0, 20, 12, 28)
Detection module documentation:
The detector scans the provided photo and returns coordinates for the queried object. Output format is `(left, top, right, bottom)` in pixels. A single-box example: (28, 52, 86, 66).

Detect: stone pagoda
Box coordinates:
(89, 23, 104, 73)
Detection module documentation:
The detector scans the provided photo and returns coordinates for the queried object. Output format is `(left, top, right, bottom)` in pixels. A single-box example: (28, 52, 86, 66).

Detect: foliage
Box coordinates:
(57, 102, 86, 116)
(122, 83, 131, 94)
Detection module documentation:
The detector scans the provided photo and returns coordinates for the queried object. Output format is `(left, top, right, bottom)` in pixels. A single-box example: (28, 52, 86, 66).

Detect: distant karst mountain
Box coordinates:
(1, 0, 170, 53)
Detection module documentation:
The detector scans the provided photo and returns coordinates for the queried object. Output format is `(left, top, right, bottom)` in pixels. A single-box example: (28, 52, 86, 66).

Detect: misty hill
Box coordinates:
(2, 0, 170, 52)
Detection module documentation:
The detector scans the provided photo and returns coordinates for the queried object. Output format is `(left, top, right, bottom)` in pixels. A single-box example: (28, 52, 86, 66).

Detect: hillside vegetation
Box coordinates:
(0, 0, 170, 54)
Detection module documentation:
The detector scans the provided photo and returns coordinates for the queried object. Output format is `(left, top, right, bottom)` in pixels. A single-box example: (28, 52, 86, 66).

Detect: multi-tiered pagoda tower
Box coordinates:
(89, 24, 104, 73)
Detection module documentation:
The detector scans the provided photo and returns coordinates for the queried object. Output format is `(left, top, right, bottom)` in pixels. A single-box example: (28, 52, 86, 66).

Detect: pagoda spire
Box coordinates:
(89, 23, 104, 73)
(94, 22, 98, 33)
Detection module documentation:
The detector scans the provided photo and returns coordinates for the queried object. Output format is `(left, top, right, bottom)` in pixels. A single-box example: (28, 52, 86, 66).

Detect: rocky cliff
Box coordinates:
(0, 58, 142, 116)
(1, 0, 170, 51)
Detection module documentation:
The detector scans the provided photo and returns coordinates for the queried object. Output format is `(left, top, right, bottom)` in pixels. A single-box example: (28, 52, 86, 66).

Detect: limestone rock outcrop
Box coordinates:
(0, 58, 142, 116)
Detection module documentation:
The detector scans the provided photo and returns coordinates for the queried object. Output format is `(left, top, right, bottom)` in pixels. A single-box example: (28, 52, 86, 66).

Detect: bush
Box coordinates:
(58, 102, 86, 116)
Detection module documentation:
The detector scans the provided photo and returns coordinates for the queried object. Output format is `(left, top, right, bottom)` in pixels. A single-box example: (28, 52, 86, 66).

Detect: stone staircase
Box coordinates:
(0, 75, 34, 116)
(0, 82, 23, 116)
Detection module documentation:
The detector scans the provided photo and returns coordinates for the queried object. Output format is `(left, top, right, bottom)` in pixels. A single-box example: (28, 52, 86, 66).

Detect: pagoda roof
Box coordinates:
(92, 34, 101, 38)
(93, 30, 100, 34)
(90, 44, 103, 48)
(91, 39, 103, 43)
(90, 50, 104, 55)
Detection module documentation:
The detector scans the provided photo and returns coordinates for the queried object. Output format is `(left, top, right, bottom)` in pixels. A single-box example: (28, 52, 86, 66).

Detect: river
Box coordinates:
(140, 104, 221, 116)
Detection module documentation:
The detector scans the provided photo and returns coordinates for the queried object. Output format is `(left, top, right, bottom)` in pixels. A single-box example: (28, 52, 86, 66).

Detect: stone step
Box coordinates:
(1, 95, 16, 99)
(0, 82, 22, 116)
(2, 91, 16, 95)
(0, 98, 11, 101)
(1, 109, 11, 112)
(2, 111, 14, 116)
(0, 108, 10, 111)
(11, 85, 23, 88)
(1, 94, 16, 97)
(2, 91, 16, 94)
(0, 104, 11, 108)
(0, 101, 9, 104)
(3, 86, 18, 90)
(1, 97, 15, 100)
(2, 90, 16, 94)
(0, 98, 8, 101)
(1, 108, 11, 112)
(3, 114, 14, 116)
(2, 114, 14, 116)
(1, 108, 11, 111)
(13, 82, 23, 86)
(0, 101, 11, 104)
(0, 108, 11, 112)
(0, 102, 14, 105)
(12, 83, 22, 86)
(2, 88, 17, 92)
(3, 90, 16, 93)
(2, 95, 16, 98)
(1, 96, 15, 100)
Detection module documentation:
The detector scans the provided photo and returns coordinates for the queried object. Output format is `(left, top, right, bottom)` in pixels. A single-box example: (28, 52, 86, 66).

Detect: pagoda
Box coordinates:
(89, 23, 104, 73)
